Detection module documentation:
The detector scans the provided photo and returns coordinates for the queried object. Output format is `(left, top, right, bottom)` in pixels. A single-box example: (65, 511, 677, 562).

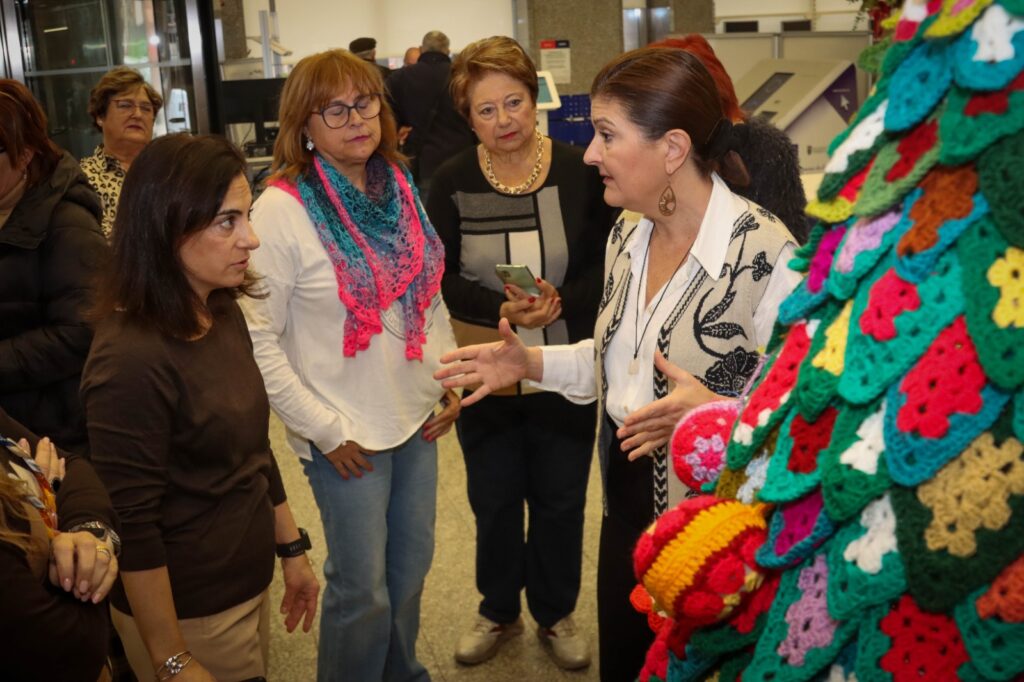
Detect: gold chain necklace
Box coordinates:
(483, 129, 545, 195)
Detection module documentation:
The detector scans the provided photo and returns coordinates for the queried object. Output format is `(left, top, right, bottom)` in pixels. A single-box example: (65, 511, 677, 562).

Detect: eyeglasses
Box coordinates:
(314, 93, 382, 129)
(111, 98, 155, 116)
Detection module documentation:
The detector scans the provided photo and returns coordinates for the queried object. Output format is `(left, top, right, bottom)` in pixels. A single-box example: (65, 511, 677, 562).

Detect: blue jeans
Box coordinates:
(304, 433, 437, 682)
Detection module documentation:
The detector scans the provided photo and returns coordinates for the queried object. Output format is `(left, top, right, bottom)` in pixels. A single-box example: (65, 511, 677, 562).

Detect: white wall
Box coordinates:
(241, 0, 514, 65)
(714, 0, 861, 33)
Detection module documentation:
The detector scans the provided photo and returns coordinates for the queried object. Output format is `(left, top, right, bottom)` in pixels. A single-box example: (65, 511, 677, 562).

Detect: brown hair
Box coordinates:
(270, 49, 404, 184)
(94, 134, 261, 340)
(648, 35, 745, 123)
(591, 47, 749, 186)
(87, 66, 164, 131)
(0, 80, 62, 188)
(450, 36, 538, 120)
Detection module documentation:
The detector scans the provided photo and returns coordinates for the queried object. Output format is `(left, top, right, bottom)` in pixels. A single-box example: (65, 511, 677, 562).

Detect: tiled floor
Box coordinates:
(265, 415, 604, 681)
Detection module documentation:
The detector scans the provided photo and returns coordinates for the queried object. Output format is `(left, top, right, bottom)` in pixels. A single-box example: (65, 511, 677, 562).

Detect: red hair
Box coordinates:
(649, 35, 745, 123)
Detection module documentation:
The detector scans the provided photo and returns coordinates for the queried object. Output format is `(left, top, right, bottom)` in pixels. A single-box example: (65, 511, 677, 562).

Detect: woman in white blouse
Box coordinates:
(435, 47, 802, 682)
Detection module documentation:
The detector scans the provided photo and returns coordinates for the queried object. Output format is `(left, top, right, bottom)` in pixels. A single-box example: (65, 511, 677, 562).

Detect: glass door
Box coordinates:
(9, 0, 208, 159)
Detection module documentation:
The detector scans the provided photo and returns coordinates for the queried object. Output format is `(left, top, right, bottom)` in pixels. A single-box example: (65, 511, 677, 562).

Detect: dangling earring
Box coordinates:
(658, 183, 676, 216)
(305, 137, 315, 151)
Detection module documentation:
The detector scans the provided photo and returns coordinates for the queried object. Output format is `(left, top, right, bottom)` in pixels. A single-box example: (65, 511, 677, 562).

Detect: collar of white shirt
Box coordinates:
(627, 173, 742, 283)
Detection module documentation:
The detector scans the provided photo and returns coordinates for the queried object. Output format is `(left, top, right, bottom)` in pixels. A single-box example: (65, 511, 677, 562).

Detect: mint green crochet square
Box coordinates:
(955, 584, 1024, 681)
(743, 552, 861, 682)
(819, 400, 894, 523)
(959, 216, 1024, 390)
(837, 248, 964, 406)
(760, 407, 836, 504)
(825, 497, 908, 620)
(827, 208, 907, 302)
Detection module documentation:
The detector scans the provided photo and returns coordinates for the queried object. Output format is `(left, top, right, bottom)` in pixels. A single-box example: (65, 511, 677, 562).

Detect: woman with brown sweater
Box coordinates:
(81, 134, 319, 682)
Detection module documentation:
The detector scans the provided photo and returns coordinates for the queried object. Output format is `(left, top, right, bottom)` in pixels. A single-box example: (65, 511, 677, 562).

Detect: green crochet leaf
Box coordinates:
(955, 584, 1024, 681)
(959, 216, 1024, 390)
(890, 481, 1024, 613)
(853, 605, 894, 682)
(838, 248, 963, 406)
(978, 129, 1024, 248)
(827, 208, 907, 302)
(826, 494, 908, 620)
(939, 76, 1024, 166)
(743, 553, 860, 682)
(794, 301, 847, 421)
(760, 406, 839, 504)
(820, 400, 895, 523)
(855, 103, 944, 218)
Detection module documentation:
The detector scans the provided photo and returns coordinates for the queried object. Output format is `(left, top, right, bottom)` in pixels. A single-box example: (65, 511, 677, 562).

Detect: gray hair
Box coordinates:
(421, 31, 450, 54)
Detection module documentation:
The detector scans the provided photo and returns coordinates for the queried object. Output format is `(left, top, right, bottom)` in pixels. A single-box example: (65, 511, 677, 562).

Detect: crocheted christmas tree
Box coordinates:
(631, 2, 1024, 680)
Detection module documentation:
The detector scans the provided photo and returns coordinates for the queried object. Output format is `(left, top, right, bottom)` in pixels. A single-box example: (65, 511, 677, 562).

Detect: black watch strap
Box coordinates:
(276, 527, 311, 558)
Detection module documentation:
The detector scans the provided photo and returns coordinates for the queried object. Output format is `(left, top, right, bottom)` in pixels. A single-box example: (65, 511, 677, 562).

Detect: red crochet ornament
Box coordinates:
(672, 400, 741, 491)
(880, 594, 969, 680)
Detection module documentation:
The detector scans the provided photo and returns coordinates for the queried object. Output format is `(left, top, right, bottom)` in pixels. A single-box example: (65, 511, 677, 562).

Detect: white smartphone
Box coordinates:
(495, 264, 542, 296)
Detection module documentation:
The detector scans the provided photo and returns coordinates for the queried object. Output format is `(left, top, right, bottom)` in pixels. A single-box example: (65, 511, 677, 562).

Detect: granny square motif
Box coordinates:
(959, 216, 1024, 389)
(778, 225, 848, 325)
(825, 494, 908, 620)
(978, 128, 1024, 246)
(819, 400, 896, 523)
(939, 71, 1024, 165)
(757, 489, 836, 569)
(828, 209, 906, 301)
(925, 0, 997, 39)
(760, 406, 839, 504)
(952, 3, 1024, 91)
(955, 578, 1024, 680)
(883, 316, 1011, 486)
(886, 41, 953, 133)
(838, 249, 963, 407)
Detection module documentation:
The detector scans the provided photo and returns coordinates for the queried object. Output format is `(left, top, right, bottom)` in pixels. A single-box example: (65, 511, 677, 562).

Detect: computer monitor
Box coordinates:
(220, 78, 286, 150)
(535, 71, 561, 111)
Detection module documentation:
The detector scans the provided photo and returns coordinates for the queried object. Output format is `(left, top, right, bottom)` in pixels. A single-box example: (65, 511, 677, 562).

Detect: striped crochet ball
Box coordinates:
(633, 496, 770, 623)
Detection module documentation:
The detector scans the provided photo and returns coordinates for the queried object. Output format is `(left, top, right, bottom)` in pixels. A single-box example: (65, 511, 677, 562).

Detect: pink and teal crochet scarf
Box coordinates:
(272, 154, 444, 360)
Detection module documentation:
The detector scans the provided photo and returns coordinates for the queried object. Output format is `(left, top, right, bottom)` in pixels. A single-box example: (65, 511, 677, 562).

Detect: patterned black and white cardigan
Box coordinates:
(592, 200, 795, 516)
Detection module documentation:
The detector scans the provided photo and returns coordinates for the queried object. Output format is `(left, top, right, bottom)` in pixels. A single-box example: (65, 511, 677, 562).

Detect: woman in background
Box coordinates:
(80, 66, 162, 237)
(0, 79, 107, 455)
(427, 35, 615, 670)
(243, 49, 458, 682)
(83, 134, 318, 682)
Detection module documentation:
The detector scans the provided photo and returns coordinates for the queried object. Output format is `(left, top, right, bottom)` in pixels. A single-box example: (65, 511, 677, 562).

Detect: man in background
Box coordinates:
(403, 46, 421, 67)
(349, 36, 391, 80)
(386, 30, 476, 198)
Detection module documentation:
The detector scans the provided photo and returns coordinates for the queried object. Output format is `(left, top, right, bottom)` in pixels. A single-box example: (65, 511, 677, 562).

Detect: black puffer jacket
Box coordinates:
(732, 115, 810, 244)
(0, 152, 109, 453)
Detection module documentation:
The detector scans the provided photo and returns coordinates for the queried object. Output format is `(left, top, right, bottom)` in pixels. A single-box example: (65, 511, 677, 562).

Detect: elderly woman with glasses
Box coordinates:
(80, 66, 162, 236)
(240, 48, 459, 682)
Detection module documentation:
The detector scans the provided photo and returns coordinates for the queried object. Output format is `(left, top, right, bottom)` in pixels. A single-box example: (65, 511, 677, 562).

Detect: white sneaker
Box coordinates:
(537, 615, 591, 670)
(454, 615, 525, 665)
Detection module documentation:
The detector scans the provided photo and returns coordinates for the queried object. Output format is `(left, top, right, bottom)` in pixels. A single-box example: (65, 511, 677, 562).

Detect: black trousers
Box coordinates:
(457, 391, 595, 628)
(598, 415, 656, 682)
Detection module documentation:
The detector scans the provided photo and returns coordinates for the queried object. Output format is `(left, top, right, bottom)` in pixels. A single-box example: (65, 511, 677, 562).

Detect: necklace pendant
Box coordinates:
(628, 357, 640, 375)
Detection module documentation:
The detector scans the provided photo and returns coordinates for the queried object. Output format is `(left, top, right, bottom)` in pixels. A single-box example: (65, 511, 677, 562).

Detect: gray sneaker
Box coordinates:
(454, 615, 525, 665)
(537, 615, 591, 670)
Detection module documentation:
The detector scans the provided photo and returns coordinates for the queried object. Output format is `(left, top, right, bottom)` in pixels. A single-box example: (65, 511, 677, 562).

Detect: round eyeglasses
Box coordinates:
(314, 93, 382, 129)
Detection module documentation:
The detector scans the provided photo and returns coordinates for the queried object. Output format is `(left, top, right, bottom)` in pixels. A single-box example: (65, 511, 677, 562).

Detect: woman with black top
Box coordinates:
(81, 134, 319, 682)
(427, 36, 615, 670)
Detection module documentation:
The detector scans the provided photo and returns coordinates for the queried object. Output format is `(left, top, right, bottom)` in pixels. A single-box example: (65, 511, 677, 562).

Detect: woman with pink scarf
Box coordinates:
(241, 49, 459, 682)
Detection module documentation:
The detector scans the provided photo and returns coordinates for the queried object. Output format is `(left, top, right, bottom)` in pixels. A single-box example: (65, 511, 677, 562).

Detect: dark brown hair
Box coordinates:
(450, 36, 538, 120)
(0, 79, 62, 188)
(591, 47, 749, 186)
(88, 66, 164, 131)
(270, 49, 404, 184)
(94, 134, 259, 339)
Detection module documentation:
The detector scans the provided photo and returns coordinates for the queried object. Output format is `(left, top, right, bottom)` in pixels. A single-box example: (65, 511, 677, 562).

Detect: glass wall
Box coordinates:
(7, 0, 205, 158)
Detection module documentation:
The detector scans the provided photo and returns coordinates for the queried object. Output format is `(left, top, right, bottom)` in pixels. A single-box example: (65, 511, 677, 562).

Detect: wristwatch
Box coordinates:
(68, 520, 122, 558)
(276, 527, 311, 558)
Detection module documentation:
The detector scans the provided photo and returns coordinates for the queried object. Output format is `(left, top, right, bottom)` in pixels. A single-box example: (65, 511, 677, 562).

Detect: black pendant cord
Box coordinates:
(632, 229, 692, 364)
